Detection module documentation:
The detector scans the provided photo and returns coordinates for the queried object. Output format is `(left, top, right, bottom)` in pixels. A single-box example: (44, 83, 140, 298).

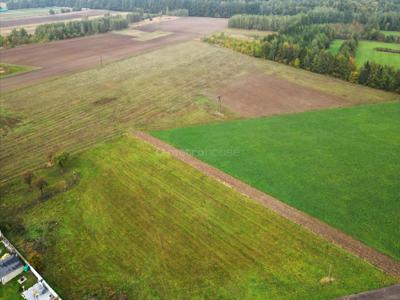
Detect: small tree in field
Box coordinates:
(22, 171, 34, 190)
(47, 152, 54, 167)
(35, 177, 48, 197)
(55, 152, 70, 171)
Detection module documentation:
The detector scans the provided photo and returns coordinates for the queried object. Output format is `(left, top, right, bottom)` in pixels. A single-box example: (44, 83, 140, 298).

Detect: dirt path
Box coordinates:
(336, 284, 400, 299)
(135, 131, 400, 278)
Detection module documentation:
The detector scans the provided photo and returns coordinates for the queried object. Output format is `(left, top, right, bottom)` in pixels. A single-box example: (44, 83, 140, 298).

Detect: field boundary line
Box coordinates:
(335, 284, 400, 299)
(134, 131, 400, 278)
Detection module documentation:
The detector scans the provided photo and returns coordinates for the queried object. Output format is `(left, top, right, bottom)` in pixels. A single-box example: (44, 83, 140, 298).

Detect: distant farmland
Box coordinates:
(0, 7, 58, 21)
(1, 0, 400, 297)
(2, 41, 397, 184)
(153, 102, 400, 261)
(0, 137, 394, 299)
(0, 8, 110, 32)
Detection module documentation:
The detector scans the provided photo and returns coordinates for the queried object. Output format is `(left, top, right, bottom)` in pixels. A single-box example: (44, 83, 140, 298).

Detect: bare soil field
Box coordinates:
(0, 17, 228, 91)
(214, 72, 347, 117)
(0, 9, 108, 28)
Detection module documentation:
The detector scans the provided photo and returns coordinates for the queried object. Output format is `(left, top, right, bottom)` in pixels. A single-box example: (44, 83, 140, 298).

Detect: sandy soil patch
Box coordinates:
(113, 29, 172, 41)
(131, 16, 179, 28)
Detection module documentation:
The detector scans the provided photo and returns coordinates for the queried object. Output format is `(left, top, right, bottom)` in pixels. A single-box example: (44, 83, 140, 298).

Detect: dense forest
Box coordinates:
(4, 0, 400, 20)
(228, 9, 400, 32)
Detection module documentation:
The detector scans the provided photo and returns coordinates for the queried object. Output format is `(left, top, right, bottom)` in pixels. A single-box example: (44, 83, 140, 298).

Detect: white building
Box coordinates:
(0, 254, 24, 285)
(22, 281, 55, 300)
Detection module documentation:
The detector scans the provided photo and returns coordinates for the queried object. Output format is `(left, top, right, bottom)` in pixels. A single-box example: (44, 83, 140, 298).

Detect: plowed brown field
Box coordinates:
(0, 17, 228, 91)
(213, 72, 347, 117)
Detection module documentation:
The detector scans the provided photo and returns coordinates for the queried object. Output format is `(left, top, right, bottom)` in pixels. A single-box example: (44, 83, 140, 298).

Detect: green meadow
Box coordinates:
(0, 137, 395, 299)
(355, 41, 400, 69)
(153, 102, 400, 261)
(381, 31, 400, 37)
(328, 39, 344, 55)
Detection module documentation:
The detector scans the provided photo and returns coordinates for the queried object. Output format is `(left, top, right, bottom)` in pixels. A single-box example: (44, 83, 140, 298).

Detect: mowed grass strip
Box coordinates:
(152, 102, 400, 261)
(355, 41, 400, 69)
(1, 41, 398, 184)
(0, 63, 37, 79)
(0, 137, 395, 299)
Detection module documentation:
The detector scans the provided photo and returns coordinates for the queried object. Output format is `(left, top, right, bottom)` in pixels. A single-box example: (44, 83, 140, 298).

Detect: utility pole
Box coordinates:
(100, 55, 103, 67)
(218, 95, 222, 112)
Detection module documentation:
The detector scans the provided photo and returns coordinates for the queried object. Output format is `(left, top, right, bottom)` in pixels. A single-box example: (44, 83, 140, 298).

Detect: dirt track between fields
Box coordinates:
(214, 72, 347, 117)
(0, 17, 228, 91)
(135, 131, 400, 278)
(336, 284, 400, 299)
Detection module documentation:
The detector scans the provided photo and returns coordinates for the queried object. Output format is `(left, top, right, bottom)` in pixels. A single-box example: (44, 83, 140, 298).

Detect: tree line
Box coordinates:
(4, 0, 400, 21)
(228, 10, 400, 33)
(0, 13, 144, 48)
(362, 29, 400, 44)
(205, 26, 400, 93)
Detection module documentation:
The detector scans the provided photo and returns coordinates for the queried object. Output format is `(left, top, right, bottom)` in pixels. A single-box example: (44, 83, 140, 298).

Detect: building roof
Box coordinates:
(23, 282, 54, 300)
(0, 254, 23, 278)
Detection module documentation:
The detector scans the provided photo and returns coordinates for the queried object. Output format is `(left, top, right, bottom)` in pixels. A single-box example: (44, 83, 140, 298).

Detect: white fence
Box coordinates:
(0, 230, 62, 300)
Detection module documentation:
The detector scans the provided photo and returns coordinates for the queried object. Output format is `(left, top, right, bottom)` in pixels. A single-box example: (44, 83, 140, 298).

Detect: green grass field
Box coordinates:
(0, 63, 36, 79)
(153, 102, 400, 261)
(0, 136, 395, 299)
(328, 39, 344, 55)
(1, 41, 398, 185)
(381, 31, 400, 37)
(355, 41, 400, 69)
